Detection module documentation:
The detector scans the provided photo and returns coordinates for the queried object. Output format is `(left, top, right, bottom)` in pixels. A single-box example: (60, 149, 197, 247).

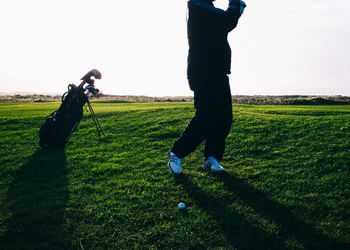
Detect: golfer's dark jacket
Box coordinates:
(187, 0, 241, 79)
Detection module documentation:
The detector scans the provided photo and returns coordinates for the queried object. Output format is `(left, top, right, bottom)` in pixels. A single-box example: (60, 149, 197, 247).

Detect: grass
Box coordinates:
(0, 101, 349, 249)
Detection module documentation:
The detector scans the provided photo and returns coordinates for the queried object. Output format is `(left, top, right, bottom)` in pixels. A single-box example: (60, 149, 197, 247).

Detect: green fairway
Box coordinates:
(0, 101, 349, 249)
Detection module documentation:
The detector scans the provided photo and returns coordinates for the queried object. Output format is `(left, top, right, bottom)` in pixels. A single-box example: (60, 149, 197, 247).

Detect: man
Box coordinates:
(168, 0, 246, 174)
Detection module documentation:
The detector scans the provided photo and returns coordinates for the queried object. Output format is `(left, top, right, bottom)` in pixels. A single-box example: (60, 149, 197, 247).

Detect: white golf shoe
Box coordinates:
(168, 151, 183, 174)
(203, 156, 225, 172)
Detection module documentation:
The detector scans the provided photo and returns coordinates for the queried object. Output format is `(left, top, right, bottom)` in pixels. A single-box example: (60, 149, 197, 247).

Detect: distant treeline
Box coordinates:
(1, 94, 350, 105)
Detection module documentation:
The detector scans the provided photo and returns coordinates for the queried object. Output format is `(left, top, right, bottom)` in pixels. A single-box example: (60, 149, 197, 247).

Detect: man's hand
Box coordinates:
(239, 0, 246, 14)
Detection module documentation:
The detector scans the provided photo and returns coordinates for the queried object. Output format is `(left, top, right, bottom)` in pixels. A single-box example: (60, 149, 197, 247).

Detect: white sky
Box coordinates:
(0, 0, 349, 96)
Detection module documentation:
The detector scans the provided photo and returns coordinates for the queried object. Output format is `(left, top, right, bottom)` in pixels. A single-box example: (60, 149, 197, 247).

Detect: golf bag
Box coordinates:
(39, 69, 104, 148)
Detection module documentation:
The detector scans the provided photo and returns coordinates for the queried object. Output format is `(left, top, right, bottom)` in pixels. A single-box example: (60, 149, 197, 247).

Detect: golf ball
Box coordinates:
(178, 202, 186, 210)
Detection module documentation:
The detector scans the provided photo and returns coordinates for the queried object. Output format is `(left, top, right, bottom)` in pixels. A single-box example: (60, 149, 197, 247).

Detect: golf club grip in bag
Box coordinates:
(39, 84, 88, 147)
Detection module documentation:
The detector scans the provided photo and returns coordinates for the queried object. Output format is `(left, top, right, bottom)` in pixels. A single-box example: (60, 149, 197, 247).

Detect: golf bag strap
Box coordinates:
(62, 92, 68, 102)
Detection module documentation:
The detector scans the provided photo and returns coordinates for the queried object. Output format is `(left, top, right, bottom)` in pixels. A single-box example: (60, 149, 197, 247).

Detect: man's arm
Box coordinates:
(190, 0, 242, 31)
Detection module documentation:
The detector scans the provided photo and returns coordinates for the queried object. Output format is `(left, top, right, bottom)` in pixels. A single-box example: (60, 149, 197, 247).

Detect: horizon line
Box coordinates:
(0, 92, 349, 98)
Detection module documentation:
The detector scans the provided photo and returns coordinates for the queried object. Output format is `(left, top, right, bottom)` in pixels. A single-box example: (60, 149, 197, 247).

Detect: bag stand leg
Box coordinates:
(86, 100, 106, 138)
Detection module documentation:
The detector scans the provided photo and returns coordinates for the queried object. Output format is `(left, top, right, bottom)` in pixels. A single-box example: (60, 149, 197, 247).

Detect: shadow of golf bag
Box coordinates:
(39, 69, 105, 148)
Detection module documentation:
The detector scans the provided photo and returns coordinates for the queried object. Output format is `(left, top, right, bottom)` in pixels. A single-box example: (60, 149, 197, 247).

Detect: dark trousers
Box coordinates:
(171, 74, 232, 161)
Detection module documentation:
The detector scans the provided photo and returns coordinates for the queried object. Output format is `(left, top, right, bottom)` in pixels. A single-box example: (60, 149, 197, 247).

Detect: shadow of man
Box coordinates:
(175, 174, 286, 249)
(1, 148, 71, 249)
(212, 172, 349, 249)
(175, 172, 349, 249)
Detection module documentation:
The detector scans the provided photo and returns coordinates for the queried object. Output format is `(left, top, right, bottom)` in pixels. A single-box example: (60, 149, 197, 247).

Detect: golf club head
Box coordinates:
(240, 0, 246, 8)
(85, 85, 99, 95)
(80, 69, 102, 85)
